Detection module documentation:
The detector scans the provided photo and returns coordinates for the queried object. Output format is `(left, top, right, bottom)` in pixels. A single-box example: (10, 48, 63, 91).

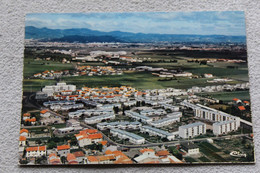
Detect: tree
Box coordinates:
(113, 106, 119, 114)
(61, 156, 67, 164)
(47, 141, 57, 149)
(35, 139, 42, 145)
(35, 156, 47, 165)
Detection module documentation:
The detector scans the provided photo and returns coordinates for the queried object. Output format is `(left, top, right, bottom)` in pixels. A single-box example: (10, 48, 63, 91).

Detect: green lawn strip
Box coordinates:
(198, 143, 226, 162)
(185, 157, 197, 163)
(198, 156, 211, 162)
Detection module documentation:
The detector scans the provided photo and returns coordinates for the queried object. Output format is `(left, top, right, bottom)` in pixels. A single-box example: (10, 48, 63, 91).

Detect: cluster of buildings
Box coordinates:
(76, 65, 123, 76)
(33, 70, 70, 79)
(181, 100, 240, 135)
(22, 113, 36, 125)
(187, 82, 249, 93)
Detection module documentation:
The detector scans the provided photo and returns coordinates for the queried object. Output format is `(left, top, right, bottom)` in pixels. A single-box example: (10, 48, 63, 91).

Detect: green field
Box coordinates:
(23, 51, 249, 92)
(23, 71, 242, 92)
(198, 90, 250, 102)
(23, 58, 74, 77)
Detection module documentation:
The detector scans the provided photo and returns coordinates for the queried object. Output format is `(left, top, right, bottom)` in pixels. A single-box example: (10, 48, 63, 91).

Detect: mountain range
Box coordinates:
(25, 26, 246, 43)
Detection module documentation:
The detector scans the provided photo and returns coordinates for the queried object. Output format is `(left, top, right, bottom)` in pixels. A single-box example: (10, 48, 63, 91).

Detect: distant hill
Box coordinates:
(25, 26, 246, 43)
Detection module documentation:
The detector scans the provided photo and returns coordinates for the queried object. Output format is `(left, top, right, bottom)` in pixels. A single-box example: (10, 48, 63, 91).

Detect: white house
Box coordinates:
(181, 142, 200, 155)
(26, 146, 47, 158)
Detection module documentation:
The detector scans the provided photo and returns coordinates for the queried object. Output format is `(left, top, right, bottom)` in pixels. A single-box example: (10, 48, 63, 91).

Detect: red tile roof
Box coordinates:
(26, 146, 46, 152)
(238, 106, 246, 111)
(140, 148, 154, 153)
(57, 145, 70, 150)
(19, 136, 26, 141)
(20, 129, 29, 134)
(156, 150, 170, 156)
(87, 156, 99, 163)
(73, 151, 85, 157)
(40, 110, 49, 114)
(67, 153, 77, 162)
(233, 98, 240, 101)
(23, 113, 31, 117)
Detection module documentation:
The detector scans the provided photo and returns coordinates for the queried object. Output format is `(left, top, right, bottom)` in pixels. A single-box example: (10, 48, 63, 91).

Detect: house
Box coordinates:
(238, 106, 246, 111)
(112, 150, 133, 164)
(23, 113, 31, 121)
(48, 153, 62, 165)
(20, 129, 29, 137)
(72, 151, 85, 163)
(19, 136, 26, 146)
(26, 146, 47, 158)
(25, 118, 37, 125)
(204, 73, 213, 78)
(67, 153, 79, 164)
(85, 156, 99, 164)
(134, 149, 160, 163)
(85, 155, 116, 164)
(233, 98, 242, 104)
(75, 129, 103, 147)
(243, 101, 250, 106)
(156, 150, 170, 157)
(181, 142, 199, 155)
(57, 145, 70, 156)
(40, 110, 51, 118)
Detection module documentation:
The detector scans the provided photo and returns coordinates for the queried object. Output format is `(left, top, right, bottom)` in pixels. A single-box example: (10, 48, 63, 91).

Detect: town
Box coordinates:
(20, 12, 254, 165)
(20, 78, 253, 164)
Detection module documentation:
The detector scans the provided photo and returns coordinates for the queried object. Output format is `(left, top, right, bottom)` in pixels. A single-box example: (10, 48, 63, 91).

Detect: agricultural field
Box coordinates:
(23, 48, 249, 92)
(198, 90, 250, 103)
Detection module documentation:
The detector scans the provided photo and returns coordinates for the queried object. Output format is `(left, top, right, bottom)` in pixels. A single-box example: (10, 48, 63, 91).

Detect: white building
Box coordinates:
(179, 122, 206, 139)
(140, 125, 175, 140)
(181, 142, 200, 155)
(204, 73, 213, 78)
(42, 83, 76, 96)
(213, 120, 238, 135)
(140, 109, 166, 116)
(110, 128, 145, 144)
(149, 116, 180, 128)
(181, 101, 240, 132)
(125, 111, 153, 123)
(26, 146, 47, 158)
(85, 114, 115, 124)
(66, 119, 80, 127)
(97, 121, 141, 130)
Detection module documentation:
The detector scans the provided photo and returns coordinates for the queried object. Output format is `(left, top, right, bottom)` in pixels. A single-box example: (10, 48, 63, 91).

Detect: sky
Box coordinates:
(25, 12, 246, 36)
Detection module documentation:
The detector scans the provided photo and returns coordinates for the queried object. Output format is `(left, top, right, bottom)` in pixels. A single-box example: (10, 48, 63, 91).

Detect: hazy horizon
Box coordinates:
(25, 12, 246, 36)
